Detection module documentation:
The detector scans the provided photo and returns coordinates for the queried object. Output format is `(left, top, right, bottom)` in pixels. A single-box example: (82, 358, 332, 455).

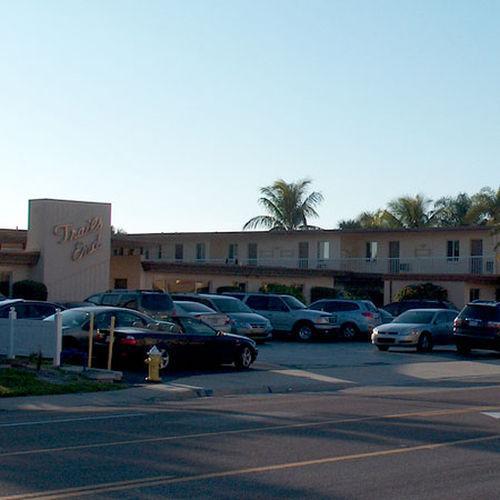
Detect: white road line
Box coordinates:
(481, 412, 500, 419)
(0, 413, 147, 428)
(271, 369, 354, 384)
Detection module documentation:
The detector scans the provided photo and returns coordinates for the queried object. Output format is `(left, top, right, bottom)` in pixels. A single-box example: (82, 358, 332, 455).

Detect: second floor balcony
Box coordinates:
(141, 254, 498, 276)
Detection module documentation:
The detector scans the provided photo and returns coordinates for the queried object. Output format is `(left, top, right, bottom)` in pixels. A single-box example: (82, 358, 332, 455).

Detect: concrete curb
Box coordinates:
(0, 380, 353, 411)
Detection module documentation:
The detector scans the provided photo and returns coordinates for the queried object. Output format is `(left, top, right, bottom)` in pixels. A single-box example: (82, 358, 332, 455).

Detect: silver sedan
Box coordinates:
(371, 308, 458, 352)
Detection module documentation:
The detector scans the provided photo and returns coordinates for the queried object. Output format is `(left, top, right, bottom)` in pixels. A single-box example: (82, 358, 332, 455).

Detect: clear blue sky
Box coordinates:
(1, 0, 498, 232)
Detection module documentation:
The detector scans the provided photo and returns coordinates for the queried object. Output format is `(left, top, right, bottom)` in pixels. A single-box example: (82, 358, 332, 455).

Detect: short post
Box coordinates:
(107, 316, 116, 371)
(87, 313, 95, 369)
(53, 309, 62, 367)
(8, 307, 17, 360)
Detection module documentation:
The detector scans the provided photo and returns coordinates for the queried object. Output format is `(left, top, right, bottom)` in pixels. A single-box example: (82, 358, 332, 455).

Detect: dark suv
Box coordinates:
(383, 300, 457, 317)
(85, 290, 174, 320)
(454, 301, 500, 354)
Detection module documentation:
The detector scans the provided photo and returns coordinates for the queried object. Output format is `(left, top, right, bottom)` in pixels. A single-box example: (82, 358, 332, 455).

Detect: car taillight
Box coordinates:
(454, 318, 464, 327)
(119, 336, 138, 346)
(362, 312, 374, 318)
(487, 321, 500, 331)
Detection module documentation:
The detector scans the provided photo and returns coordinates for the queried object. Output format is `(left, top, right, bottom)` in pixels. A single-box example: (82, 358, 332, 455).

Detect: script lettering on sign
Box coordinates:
(53, 217, 104, 262)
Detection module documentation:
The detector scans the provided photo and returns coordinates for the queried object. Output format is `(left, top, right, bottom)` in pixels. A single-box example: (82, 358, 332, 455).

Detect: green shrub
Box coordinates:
(394, 282, 448, 302)
(259, 283, 306, 304)
(12, 280, 48, 301)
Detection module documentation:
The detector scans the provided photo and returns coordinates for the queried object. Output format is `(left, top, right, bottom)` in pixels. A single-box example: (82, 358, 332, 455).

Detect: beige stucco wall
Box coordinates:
(383, 279, 497, 309)
(137, 270, 334, 303)
(26, 199, 111, 301)
(110, 255, 144, 290)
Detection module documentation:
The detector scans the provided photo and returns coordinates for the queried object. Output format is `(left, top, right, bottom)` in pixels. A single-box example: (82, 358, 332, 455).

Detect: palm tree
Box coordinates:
(243, 179, 323, 231)
(433, 193, 472, 227)
(386, 194, 439, 228)
(465, 187, 500, 225)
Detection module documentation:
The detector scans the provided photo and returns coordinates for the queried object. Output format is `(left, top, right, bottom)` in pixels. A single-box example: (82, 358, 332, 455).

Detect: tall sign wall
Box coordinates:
(26, 199, 112, 301)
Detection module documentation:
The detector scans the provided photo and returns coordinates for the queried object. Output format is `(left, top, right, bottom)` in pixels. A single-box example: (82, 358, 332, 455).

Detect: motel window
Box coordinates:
(447, 240, 460, 262)
(469, 288, 480, 302)
(317, 241, 330, 260)
(175, 244, 183, 261)
(366, 241, 378, 262)
(248, 243, 257, 265)
(114, 279, 128, 289)
(228, 244, 238, 263)
(196, 243, 206, 262)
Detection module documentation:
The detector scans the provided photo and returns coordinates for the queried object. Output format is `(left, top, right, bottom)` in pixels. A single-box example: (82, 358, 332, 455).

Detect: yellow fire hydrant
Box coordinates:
(145, 346, 162, 383)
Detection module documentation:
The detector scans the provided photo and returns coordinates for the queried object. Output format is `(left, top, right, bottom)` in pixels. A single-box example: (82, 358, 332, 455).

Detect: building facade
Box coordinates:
(1, 199, 499, 307)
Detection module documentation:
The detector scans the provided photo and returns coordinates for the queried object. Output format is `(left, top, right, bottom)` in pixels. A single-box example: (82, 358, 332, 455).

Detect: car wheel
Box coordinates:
(235, 346, 253, 369)
(340, 323, 359, 341)
(158, 348, 171, 370)
(377, 345, 389, 352)
(416, 333, 433, 353)
(294, 323, 315, 342)
(456, 342, 471, 355)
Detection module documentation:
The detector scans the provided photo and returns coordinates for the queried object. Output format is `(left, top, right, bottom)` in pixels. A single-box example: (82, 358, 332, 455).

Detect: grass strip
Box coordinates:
(0, 368, 123, 398)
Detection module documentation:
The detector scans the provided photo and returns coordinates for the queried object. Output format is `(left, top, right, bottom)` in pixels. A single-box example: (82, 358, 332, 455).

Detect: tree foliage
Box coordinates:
(394, 282, 448, 302)
(244, 179, 323, 231)
(338, 186, 499, 229)
(12, 280, 48, 301)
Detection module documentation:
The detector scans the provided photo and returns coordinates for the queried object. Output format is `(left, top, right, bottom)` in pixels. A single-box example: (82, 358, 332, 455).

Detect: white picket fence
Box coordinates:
(0, 309, 62, 366)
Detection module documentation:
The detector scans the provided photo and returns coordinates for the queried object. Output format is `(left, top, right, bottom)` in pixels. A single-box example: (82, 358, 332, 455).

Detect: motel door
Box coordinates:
(388, 241, 400, 274)
(470, 239, 483, 274)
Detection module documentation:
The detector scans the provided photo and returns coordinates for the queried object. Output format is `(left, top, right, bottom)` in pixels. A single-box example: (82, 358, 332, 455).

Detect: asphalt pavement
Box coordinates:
(2, 341, 500, 498)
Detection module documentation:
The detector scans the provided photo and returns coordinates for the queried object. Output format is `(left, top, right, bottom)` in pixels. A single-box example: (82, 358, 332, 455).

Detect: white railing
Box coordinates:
(0, 309, 62, 366)
(144, 255, 498, 275)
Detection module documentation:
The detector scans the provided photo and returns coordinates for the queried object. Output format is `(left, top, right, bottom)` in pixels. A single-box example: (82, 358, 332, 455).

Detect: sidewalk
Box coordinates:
(0, 365, 355, 412)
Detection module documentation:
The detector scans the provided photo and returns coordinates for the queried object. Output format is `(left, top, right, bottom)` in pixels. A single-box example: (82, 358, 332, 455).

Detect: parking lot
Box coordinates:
(124, 339, 500, 398)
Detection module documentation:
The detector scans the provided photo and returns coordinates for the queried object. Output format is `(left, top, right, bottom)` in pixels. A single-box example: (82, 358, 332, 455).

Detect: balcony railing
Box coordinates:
(142, 254, 498, 276)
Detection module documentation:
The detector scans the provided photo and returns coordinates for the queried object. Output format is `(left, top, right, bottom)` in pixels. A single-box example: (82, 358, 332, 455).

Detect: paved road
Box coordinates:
(2, 342, 500, 498)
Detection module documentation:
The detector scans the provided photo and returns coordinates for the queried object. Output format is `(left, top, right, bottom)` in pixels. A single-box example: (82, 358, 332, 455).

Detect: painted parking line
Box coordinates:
(3, 433, 500, 499)
(0, 413, 147, 428)
(482, 412, 500, 419)
(271, 369, 354, 384)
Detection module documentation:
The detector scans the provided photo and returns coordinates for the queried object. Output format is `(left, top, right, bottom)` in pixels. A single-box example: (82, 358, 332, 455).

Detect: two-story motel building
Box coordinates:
(1, 199, 499, 307)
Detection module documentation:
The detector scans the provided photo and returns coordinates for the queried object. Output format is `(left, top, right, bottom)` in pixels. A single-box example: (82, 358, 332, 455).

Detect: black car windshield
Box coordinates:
(282, 296, 306, 310)
(459, 305, 500, 321)
(141, 294, 173, 311)
(210, 297, 252, 313)
(44, 310, 90, 328)
(395, 310, 435, 324)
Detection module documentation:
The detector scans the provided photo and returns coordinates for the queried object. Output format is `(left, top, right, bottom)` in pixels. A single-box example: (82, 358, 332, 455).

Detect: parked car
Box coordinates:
(0, 299, 64, 319)
(44, 306, 258, 370)
(56, 301, 97, 309)
(378, 308, 394, 325)
(308, 299, 381, 339)
(239, 293, 339, 341)
(173, 300, 231, 332)
(84, 289, 174, 319)
(382, 300, 457, 317)
(371, 308, 458, 352)
(172, 294, 272, 343)
(453, 301, 500, 355)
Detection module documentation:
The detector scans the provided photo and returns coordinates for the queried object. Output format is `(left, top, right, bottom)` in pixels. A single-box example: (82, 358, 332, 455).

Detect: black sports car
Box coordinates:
(45, 306, 258, 370)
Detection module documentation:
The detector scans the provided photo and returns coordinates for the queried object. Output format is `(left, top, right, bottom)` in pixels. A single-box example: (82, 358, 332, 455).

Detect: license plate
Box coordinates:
(468, 319, 481, 327)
